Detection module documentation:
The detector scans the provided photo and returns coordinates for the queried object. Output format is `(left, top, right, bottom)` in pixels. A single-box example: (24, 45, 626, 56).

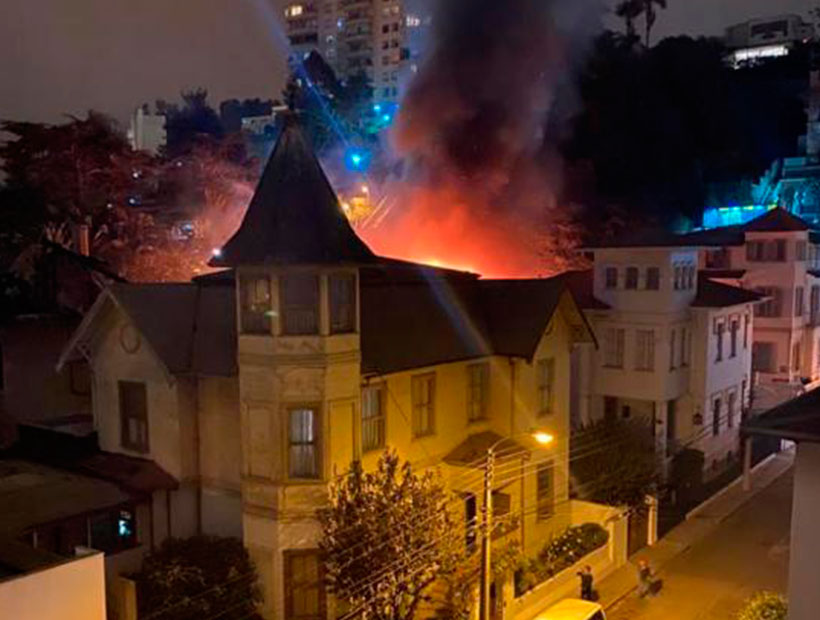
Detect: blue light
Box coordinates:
(702, 204, 775, 229)
(373, 103, 382, 113)
(382, 113, 391, 123)
(344, 147, 372, 172)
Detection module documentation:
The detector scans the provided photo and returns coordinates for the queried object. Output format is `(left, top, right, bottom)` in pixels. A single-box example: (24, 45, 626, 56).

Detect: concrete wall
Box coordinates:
(788, 441, 820, 620)
(0, 551, 106, 620)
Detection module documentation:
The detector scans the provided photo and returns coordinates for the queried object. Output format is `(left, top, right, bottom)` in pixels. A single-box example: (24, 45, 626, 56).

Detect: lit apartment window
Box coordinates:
(625, 267, 639, 289)
(795, 286, 805, 317)
(281, 274, 319, 335)
(646, 267, 660, 290)
(536, 463, 554, 520)
(537, 358, 555, 416)
(119, 381, 148, 453)
(635, 330, 655, 372)
(604, 267, 618, 289)
(467, 363, 489, 422)
(411, 373, 435, 437)
(603, 328, 625, 368)
(240, 275, 271, 334)
(284, 550, 326, 619)
(361, 385, 385, 452)
(285, 4, 304, 17)
(715, 319, 725, 362)
(730, 318, 739, 358)
(289, 407, 320, 479)
(712, 396, 721, 436)
(329, 273, 356, 334)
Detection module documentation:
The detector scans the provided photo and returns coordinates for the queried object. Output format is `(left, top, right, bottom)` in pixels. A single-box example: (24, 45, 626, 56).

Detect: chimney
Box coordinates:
(76, 224, 90, 257)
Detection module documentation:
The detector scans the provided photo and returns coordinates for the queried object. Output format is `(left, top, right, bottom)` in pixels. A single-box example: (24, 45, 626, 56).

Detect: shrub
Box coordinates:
(736, 591, 787, 620)
(514, 523, 609, 596)
(133, 536, 261, 620)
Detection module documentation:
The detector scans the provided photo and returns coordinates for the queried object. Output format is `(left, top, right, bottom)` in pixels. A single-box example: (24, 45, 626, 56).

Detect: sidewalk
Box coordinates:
(595, 448, 795, 611)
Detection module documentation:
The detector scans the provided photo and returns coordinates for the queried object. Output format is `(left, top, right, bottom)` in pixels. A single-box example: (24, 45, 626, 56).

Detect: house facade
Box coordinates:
(573, 243, 762, 475)
(50, 114, 624, 619)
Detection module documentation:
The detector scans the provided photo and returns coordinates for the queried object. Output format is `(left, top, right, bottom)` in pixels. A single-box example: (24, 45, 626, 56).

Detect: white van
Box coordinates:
(533, 598, 606, 620)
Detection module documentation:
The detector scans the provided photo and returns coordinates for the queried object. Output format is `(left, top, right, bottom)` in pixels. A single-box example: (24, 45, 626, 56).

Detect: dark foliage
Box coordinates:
(133, 536, 261, 620)
(571, 417, 658, 511)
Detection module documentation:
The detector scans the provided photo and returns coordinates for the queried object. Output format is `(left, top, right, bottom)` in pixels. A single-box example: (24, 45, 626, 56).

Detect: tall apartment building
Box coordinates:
(283, 0, 406, 101)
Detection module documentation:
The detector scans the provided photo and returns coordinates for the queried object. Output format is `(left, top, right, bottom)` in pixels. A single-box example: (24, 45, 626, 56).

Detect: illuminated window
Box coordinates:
(289, 407, 320, 479)
(361, 385, 385, 452)
(285, 4, 304, 17)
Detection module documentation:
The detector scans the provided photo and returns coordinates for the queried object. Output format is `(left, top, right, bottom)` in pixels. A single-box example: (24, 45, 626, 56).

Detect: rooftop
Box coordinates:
(744, 388, 820, 443)
(210, 113, 377, 267)
(691, 278, 766, 309)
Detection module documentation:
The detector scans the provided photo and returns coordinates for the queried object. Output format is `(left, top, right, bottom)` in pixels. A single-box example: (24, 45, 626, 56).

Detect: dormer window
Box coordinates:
(329, 273, 357, 334)
(240, 275, 272, 334)
(281, 273, 320, 335)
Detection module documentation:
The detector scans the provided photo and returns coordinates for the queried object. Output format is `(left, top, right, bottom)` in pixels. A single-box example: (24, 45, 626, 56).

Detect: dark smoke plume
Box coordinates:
(361, 0, 604, 277)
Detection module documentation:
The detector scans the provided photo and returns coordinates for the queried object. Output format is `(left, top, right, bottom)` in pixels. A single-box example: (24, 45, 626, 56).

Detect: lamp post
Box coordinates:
(478, 431, 554, 620)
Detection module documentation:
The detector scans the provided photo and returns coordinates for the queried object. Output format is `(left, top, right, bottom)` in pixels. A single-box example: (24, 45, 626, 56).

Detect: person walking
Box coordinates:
(577, 565, 595, 601)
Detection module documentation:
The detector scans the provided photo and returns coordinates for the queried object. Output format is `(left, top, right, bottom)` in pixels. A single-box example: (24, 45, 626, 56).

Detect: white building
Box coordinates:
(573, 240, 763, 475)
(697, 209, 820, 408)
(724, 14, 814, 67)
(127, 107, 166, 155)
(744, 390, 820, 620)
(283, 0, 406, 101)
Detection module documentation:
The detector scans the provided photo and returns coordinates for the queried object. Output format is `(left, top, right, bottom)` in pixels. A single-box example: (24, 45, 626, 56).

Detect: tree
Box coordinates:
(161, 89, 224, 157)
(319, 450, 461, 620)
(133, 536, 261, 620)
(614, 0, 642, 40)
(570, 417, 658, 511)
(735, 591, 788, 620)
(640, 0, 667, 48)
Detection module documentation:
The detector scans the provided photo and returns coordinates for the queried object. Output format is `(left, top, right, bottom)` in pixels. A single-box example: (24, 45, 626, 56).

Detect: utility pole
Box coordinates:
(479, 447, 495, 620)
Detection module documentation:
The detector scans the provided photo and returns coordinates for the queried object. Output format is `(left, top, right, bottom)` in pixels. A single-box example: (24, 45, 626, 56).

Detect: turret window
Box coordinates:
(281, 274, 320, 335)
(330, 273, 357, 334)
(289, 407, 321, 479)
(240, 275, 271, 334)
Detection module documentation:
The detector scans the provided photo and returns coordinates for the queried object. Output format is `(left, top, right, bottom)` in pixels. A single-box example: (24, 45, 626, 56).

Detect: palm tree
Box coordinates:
(615, 0, 642, 41)
(642, 0, 667, 48)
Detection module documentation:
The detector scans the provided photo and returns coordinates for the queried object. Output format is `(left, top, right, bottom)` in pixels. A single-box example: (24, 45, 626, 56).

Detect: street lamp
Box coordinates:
(479, 430, 555, 620)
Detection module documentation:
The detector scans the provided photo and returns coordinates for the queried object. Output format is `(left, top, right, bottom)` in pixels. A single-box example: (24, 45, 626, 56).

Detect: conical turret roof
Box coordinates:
(210, 114, 377, 266)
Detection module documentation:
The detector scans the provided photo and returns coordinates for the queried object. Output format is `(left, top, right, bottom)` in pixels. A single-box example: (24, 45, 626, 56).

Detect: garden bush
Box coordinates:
(514, 523, 609, 595)
(735, 591, 787, 620)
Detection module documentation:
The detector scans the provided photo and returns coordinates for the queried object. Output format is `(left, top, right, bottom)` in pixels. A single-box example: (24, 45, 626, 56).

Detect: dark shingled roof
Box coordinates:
(564, 270, 611, 310)
(742, 207, 812, 232)
(361, 274, 584, 375)
(744, 388, 820, 443)
(211, 114, 377, 266)
(690, 278, 765, 308)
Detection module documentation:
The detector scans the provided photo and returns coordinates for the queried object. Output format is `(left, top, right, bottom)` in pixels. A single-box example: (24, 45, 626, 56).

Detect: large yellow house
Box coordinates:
(59, 115, 619, 619)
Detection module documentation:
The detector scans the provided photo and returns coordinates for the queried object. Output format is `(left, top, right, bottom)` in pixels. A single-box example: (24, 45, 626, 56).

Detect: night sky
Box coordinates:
(0, 0, 816, 125)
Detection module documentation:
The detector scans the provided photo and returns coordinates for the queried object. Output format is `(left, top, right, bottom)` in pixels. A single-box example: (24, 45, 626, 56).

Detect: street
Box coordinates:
(607, 469, 793, 620)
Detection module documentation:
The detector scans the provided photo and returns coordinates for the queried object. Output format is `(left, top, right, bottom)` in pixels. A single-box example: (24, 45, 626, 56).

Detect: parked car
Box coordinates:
(534, 598, 606, 620)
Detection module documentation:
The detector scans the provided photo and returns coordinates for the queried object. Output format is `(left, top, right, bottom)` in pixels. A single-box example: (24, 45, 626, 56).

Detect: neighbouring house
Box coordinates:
(743, 389, 820, 620)
(0, 539, 106, 620)
(571, 240, 764, 478)
(56, 113, 628, 619)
